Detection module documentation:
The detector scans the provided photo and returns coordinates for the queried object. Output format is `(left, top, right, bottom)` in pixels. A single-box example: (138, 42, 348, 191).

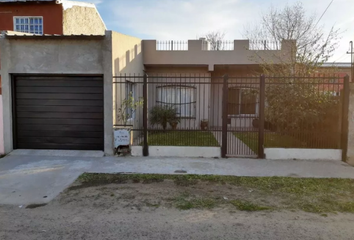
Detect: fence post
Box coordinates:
(143, 74, 149, 156)
(341, 75, 350, 162)
(221, 75, 229, 158)
(258, 75, 265, 158)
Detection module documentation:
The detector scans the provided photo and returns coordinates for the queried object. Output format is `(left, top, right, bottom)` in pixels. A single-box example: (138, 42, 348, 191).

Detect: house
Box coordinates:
(0, 0, 107, 154)
(320, 62, 352, 81)
(138, 39, 295, 130)
(0, 31, 349, 160)
(0, 0, 106, 35)
(0, 30, 143, 156)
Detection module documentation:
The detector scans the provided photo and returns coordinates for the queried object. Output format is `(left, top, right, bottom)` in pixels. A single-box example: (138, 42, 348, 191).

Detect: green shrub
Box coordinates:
(149, 105, 179, 130)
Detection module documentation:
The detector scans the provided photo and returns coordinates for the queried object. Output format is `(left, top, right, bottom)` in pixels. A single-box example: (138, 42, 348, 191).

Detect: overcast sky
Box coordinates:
(88, 0, 353, 62)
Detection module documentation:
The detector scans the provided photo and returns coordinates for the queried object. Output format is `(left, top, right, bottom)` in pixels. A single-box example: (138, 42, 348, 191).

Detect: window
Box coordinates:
(14, 17, 43, 35)
(228, 88, 258, 115)
(157, 86, 196, 117)
(125, 81, 135, 120)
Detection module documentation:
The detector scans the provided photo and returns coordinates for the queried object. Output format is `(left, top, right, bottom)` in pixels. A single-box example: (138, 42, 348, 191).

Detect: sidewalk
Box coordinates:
(0, 151, 353, 205)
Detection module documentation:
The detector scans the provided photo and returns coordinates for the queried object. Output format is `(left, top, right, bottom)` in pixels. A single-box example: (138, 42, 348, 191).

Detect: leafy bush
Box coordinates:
(117, 91, 143, 125)
(149, 105, 179, 130)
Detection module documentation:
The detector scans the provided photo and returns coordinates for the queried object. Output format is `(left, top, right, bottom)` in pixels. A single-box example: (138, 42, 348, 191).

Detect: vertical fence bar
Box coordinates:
(258, 75, 265, 158)
(221, 75, 229, 158)
(341, 75, 350, 162)
(143, 73, 149, 156)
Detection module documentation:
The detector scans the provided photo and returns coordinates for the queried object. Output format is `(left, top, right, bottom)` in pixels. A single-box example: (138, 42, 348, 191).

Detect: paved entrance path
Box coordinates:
(0, 150, 354, 205)
(212, 131, 255, 156)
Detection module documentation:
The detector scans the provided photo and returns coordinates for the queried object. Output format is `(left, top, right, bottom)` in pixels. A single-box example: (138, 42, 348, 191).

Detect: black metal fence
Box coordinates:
(113, 74, 349, 159)
(249, 40, 282, 50)
(156, 41, 188, 51)
(201, 40, 235, 51)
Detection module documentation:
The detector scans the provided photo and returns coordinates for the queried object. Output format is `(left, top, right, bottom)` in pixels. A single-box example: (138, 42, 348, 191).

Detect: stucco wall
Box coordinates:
(63, 6, 106, 35)
(347, 84, 354, 165)
(0, 34, 113, 154)
(111, 31, 144, 136)
(4, 38, 104, 73)
(0, 96, 3, 155)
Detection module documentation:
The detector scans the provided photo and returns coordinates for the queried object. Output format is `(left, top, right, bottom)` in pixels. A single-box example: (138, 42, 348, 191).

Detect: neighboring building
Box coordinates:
(320, 62, 352, 81)
(0, 0, 106, 35)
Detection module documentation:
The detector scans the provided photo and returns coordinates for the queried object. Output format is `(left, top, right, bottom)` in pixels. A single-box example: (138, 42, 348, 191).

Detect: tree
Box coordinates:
(244, 1, 340, 76)
(203, 31, 225, 51)
(243, 2, 342, 145)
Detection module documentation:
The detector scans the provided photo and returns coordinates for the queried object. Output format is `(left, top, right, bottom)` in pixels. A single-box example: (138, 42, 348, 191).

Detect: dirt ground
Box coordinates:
(1, 179, 354, 240)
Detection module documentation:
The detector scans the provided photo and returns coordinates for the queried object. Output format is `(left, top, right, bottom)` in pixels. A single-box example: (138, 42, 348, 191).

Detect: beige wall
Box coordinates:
(111, 31, 144, 140)
(4, 38, 104, 73)
(143, 40, 294, 71)
(0, 96, 3, 154)
(63, 6, 106, 35)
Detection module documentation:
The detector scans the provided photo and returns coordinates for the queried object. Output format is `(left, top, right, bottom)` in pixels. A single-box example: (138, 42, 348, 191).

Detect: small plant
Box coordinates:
(149, 105, 179, 131)
(169, 113, 180, 130)
(117, 92, 143, 125)
(230, 200, 271, 211)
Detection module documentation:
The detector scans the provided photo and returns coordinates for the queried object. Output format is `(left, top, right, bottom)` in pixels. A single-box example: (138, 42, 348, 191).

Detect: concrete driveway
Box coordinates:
(0, 150, 354, 206)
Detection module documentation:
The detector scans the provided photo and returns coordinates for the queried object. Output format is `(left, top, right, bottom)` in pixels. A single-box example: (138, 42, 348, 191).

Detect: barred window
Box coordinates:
(228, 88, 258, 115)
(14, 17, 43, 35)
(156, 86, 196, 117)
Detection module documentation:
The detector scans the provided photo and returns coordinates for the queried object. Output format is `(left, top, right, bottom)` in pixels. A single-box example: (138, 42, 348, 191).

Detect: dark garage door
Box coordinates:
(13, 76, 104, 150)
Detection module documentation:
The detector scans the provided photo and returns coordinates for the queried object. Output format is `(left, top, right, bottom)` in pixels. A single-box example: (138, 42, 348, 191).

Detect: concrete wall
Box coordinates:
(111, 31, 144, 139)
(0, 33, 113, 155)
(0, 96, 3, 154)
(347, 84, 354, 165)
(265, 148, 342, 161)
(63, 5, 106, 35)
(143, 40, 294, 71)
(131, 146, 221, 158)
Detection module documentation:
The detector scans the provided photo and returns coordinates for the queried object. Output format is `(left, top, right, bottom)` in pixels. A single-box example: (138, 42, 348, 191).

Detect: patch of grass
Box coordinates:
(174, 177, 198, 186)
(74, 173, 354, 213)
(174, 196, 217, 210)
(230, 200, 271, 211)
(144, 201, 160, 208)
(144, 131, 219, 147)
(234, 132, 307, 153)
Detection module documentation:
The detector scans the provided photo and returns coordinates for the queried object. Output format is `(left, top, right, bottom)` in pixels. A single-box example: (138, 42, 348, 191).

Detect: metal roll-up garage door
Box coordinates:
(13, 75, 104, 150)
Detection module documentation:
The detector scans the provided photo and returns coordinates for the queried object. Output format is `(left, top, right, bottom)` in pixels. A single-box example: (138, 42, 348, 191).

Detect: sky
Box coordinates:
(87, 0, 353, 62)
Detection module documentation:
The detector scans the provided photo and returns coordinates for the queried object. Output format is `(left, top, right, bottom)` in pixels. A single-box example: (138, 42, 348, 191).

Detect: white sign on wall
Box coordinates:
(114, 129, 130, 148)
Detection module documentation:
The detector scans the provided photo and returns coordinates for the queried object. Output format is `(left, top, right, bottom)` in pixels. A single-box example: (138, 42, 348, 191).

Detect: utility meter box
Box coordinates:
(114, 128, 131, 155)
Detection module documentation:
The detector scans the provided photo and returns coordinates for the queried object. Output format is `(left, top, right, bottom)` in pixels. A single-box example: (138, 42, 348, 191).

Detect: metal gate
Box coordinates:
(221, 75, 349, 160)
(222, 76, 261, 158)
